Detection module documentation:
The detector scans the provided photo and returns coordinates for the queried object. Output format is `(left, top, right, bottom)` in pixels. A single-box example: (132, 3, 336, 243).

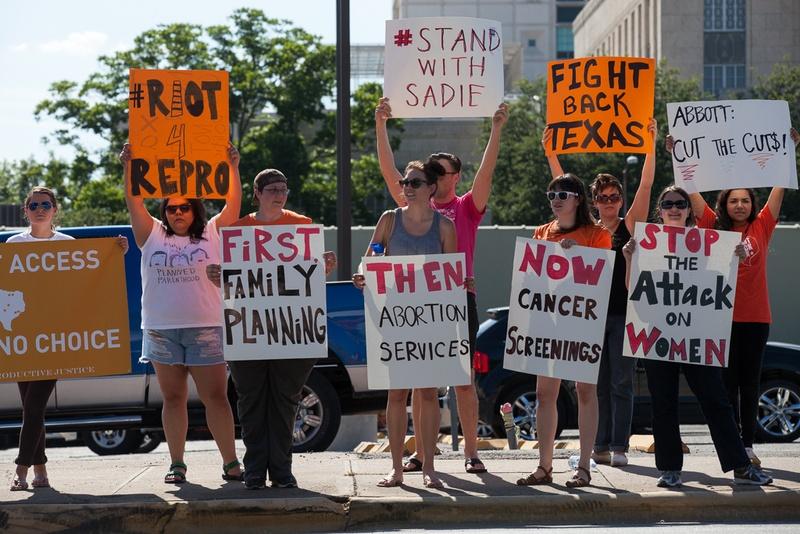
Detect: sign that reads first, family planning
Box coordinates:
(667, 99, 798, 193)
(504, 238, 615, 385)
(623, 223, 740, 367)
(220, 225, 327, 361)
(0, 239, 131, 383)
(363, 254, 471, 389)
(128, 69, 230, 199)
(383, 17, 503, 118)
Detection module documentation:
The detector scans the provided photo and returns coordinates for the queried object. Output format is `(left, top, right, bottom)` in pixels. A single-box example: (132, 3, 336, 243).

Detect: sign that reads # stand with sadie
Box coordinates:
(363, 253, 470, 390)
(220, 225, 327, 361)
(623, 223, 740, 367)
(383, 17, 504, 118)
(667, 99, 798, 193)
(0, 239, 131, 383)
(503, 237, 615, 385)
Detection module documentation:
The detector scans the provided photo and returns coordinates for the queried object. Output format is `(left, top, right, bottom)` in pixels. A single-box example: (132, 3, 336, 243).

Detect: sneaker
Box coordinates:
(591, 450, 611, 464)
(610, 452, 629, 467)
(271, 474, 298, 488)
(656, 470, 682, 488)
(244, 476, 266, 490)
(734, 464, 772, 485)
(745, 447, 761, 468)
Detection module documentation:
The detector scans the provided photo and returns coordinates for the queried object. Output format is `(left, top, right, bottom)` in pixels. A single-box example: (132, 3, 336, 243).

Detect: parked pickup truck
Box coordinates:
(0, 225, 384, 455)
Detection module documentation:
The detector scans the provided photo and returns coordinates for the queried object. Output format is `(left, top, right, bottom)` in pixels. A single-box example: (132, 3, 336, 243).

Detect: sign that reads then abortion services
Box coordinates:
(363, 253, 471, 389)
(383, 17, 504, 118)
(504, 237, 615, 385)
(546, 56, 655, 154)
(0, 239, 131, 383)
(128, 69, 230, 199)
(667, 99, 798, 193)
(220, 225, 327, 361)
(623, 223, 740, 367)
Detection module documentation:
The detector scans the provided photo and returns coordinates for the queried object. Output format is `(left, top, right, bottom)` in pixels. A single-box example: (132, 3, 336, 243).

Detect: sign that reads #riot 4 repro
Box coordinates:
(546, 56, 655, 154)
(128, 69, 230, 199)
(623, 223, 740, 367)
(503, 237, 615, 385)
(383, 17, 504, 118)
(363, 253, 471, 389)
(0, 239, 131, 383)
(220, 225, 327, 361)
(667, 99, 798, 193)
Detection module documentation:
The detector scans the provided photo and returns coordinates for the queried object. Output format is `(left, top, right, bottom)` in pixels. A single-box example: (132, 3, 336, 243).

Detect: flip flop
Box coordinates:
(464, 457, 487, 474)
(10, 478, 28, 491)
(423, 474, 444, 489)
(402, 457, 422, 472)
(31, 477, 50, 488)
(376, 475, 403, 487)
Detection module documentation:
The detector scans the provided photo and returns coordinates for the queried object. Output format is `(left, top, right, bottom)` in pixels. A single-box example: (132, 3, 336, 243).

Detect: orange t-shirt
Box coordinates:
(698, 204, 776, 324)
(533, 220, 612, 250)
(230, 209, 312, 227)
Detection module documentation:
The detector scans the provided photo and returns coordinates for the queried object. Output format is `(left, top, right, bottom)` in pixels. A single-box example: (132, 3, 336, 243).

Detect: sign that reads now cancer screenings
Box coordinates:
(0, 239, 131, 383)
(667, 99, 798, 193)
(384, 17, 504, 118)
(623, 223, 740, 367)
(504, 238, 614, 385)
(363, 254, 470, 389)
(546, 56, 655, 154)
(128, 69, 230, 199)
(220, 225, 327, 361)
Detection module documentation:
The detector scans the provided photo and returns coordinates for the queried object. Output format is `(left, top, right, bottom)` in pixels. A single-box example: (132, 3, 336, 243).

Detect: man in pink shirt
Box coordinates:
(375, 97, 509, 473)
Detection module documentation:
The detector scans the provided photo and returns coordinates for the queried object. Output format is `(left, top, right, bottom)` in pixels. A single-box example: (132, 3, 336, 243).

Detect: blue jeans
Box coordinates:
(594, 314, 635, 452)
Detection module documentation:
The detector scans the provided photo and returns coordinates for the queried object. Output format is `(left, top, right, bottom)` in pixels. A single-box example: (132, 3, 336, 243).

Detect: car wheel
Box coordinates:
(494, 383, 568, 441)
(755, 379, 800, 443)
(80, 429, 144, 456)
(292, 371, 342, 453)
(476, 419, 496, 438)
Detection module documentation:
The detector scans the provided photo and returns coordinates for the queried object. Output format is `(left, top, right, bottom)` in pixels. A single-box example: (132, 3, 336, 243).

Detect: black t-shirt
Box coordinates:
(607, 221, 631, 316)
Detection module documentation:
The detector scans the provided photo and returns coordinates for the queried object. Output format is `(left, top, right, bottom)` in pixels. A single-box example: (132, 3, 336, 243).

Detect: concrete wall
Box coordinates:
(747, 0, 800, 82)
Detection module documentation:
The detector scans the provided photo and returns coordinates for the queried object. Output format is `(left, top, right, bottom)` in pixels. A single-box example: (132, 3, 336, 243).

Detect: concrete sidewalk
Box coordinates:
(1, 449, 799, 532)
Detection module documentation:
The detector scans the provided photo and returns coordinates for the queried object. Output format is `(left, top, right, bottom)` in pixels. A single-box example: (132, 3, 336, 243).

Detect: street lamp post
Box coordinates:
(622, 155, 639, 214)
(336, 0, 352, 281)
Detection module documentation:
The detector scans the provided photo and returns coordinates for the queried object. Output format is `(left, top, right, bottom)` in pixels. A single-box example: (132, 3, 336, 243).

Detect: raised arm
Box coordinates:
(471, 103, 509, 212)
(541, 125, 564, 179)
(211, 143, 243, 229)
(625, 118, 657, 232)
(375, 97, 405, 206)
(666, 134, 708, 218)
(767, 128, 800, 219)
(120, 144, 156, 248)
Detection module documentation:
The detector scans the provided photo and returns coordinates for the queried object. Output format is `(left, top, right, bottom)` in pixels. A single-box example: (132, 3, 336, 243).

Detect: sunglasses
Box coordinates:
(399, 178, 426, 189)
(165, 204, 192, 215)
(546, 191, 579, 201)
(660, 199, 689, 210)
(595, 193, 622, 204)
(27, 201, 53, 211)
(262, 187, 290, 196)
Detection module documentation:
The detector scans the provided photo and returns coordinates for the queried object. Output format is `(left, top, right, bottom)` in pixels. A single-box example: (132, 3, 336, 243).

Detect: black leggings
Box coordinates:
(723, 322, 769, 448)
(16, 380, 56, 467)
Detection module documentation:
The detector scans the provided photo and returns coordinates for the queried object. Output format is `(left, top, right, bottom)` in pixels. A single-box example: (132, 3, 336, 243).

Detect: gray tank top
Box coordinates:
(387, 208, 442, 256)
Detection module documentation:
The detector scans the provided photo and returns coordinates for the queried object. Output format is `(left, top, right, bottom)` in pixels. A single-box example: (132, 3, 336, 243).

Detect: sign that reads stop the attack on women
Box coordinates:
(128, 69, 230, 199)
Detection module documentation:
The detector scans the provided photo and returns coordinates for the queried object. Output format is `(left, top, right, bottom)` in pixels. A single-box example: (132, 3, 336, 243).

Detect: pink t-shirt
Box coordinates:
(431, 190, 485, 288)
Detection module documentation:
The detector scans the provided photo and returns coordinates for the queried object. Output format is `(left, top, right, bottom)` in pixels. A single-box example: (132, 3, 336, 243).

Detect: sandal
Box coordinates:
(10, 478, 29, 491)
(402, 456, 423, 472)
(465, 457, 487, 474)
(165, 461, 187, 484)
(376, 475, 403, 487)
(516, 465, 553, 486)
(423, 473, 444, 489)
(565, 466, 592, 488)
(222, 460, 243, 481)
(31, 477, 50, 488)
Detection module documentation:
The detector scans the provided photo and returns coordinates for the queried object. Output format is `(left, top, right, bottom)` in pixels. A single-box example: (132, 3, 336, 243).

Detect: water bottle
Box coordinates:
(358, 243, 385, 275)
(568, 455, 598, 471)
(500, 402, 519, 450)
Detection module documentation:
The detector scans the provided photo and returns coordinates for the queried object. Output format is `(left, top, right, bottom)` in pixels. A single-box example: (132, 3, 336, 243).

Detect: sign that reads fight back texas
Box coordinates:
(128, 69, 230, 199)
(0, 239, 131, 383)
(546, 57, 655, 154)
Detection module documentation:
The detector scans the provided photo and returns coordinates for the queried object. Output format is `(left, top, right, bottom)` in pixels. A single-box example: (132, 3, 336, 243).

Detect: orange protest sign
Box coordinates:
(128, 69, 230, 199)
(545, 57, 655, 154)
(0, 239, 131, 382)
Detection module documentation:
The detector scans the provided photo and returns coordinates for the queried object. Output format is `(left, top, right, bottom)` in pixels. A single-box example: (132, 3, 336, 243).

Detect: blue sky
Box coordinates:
(0, 0, 391, 162)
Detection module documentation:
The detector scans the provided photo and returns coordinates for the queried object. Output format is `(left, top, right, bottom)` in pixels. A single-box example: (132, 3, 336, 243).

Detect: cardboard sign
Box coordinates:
(363, 253, 470, 389)
(503, 237, 614, 384)
(128, 69, 230, 199)
(623, 223, 740, 367)
(667, 99, 798, 193)
(220, 225, 327, 361)
(545, 56, 655, 154)
(383, 17, 504, 118)
(0, 239, 131, 382)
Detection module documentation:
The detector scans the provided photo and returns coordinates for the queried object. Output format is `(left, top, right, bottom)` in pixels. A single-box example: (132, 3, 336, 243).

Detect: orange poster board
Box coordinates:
(545, 57, 655, 154)
(128, 68, 230, 198)
(0, 239, 131, 382)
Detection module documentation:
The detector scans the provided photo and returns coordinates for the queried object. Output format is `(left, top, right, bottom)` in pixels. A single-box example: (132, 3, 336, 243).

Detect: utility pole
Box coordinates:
(336, 0, 352, 280)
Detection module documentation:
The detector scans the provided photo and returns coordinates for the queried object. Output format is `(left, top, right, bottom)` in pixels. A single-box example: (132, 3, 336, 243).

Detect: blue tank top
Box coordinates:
(387, 208, 442, 256)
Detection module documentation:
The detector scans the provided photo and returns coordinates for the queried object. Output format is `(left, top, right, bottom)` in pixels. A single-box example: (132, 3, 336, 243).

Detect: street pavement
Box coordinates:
(1, 437, 799, 533)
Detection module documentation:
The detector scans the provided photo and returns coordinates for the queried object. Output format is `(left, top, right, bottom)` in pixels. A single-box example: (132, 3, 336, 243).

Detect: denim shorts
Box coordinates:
(140, 327, 225, 367)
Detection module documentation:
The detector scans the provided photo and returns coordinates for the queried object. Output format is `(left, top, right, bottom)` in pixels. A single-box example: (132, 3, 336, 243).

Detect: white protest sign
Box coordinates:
(363, 253, 470, 389)
(623, 223, 739, 367)
(667, 99, 798, 193)
(503, 237, 614, 385)
(220, 225, 327, 361)
(383, 17, 504, 118)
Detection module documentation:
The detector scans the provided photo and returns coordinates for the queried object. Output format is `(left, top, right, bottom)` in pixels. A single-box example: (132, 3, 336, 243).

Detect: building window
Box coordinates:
(528, 38, 537, 48)
(704, 0, 745, 31)
(704, 0, 745, 95)
(556, 27, 574, 59)
(704, 64, 746, 93)
(556, 6, 583, 23)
